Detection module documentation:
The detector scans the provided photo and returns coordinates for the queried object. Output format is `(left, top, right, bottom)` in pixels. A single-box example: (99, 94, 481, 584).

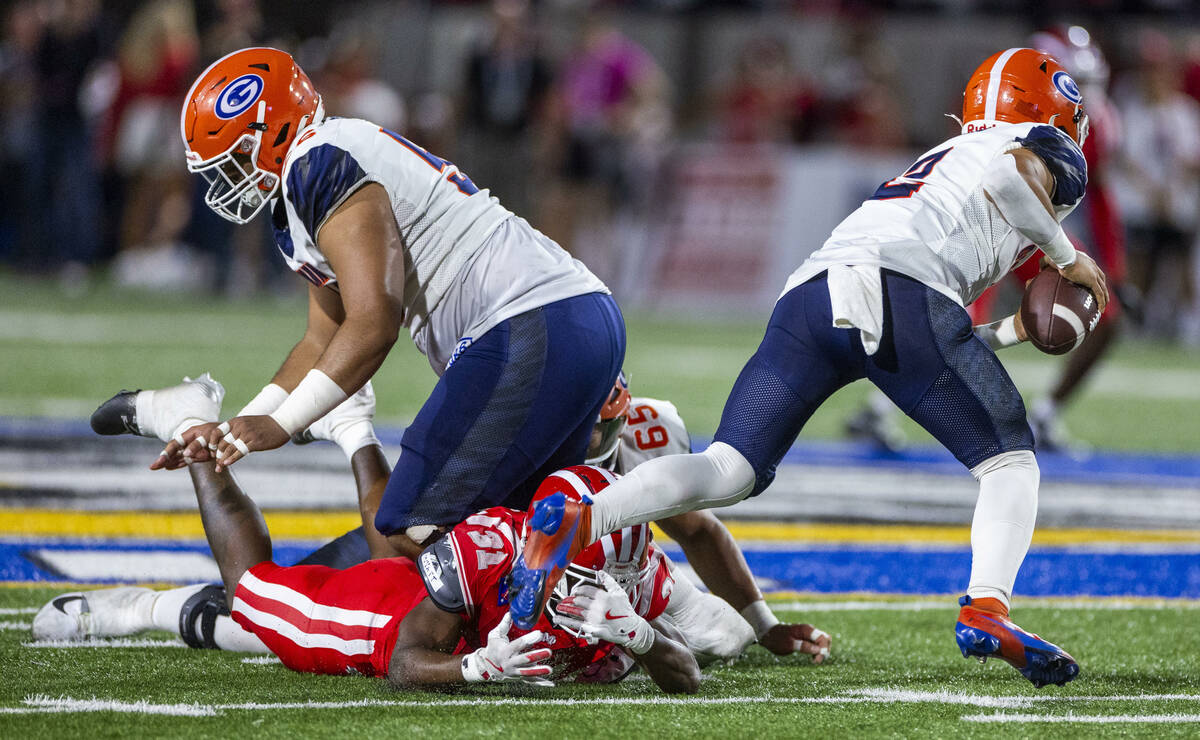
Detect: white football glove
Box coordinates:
(554, 570, 654, 655)
(461, 613, 554, 686)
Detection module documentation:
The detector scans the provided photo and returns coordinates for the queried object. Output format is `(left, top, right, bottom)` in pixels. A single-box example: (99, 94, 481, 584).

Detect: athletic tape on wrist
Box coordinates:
(1043, 228, 1077, 268)
(739, 600, 780, 641)
(268, 370, 348, 436)
(238, 383, 289, 418)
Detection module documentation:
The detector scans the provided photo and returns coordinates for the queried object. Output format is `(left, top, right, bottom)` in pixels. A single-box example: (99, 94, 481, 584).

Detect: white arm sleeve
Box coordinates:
(659, 555, 755, 665)
(981, 153, 1077, 268)
(237, 383, 289, 418)
(974, 314, 1023, 351)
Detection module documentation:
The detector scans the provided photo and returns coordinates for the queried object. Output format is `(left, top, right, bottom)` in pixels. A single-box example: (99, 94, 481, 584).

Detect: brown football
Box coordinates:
(1019, 266, 1102, 355)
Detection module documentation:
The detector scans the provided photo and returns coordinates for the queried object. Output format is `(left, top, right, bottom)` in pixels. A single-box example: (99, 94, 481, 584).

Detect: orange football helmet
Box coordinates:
(961, 48, 1088, 146)
(585, 371, 631, 467)
(180, 47, 324, 224)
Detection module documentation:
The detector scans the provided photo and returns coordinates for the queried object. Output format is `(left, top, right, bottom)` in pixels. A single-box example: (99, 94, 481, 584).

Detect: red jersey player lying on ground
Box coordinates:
(35, 375, 830, 689)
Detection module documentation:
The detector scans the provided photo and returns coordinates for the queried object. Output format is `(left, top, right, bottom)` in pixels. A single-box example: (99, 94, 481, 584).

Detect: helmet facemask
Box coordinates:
(186, 100, 279, 224)
(586, 415, 627, 468)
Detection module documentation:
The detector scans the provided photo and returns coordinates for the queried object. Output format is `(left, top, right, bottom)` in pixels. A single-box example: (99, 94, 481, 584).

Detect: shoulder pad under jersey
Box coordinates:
(284, 142, 371, 238)
(418, 535, 465, 614)
(1016, 125, 1088, 207)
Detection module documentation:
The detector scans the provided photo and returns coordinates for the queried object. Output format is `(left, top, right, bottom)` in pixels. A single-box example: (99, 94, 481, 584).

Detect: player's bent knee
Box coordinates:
(969, 450, 1039, 482)
(701, 442, 757, 505)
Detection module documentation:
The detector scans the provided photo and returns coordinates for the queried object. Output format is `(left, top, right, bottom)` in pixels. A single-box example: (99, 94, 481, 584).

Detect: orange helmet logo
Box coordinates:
(961, 47, 1088, 146)
(181, 47, 323, 224)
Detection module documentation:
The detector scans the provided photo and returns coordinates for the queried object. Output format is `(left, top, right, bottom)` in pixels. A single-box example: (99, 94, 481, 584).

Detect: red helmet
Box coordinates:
(1030, 25, 1109, 89)
(180, 47, 324, 223)
(961, 47, 1088, 145)
(585, 371, 631, 468)
(533, 466, 655, 633)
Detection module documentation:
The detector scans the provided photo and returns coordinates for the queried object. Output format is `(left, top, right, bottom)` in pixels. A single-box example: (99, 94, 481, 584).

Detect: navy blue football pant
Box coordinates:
(715, 270, 1034, 496)
(375, 292, 626, 533)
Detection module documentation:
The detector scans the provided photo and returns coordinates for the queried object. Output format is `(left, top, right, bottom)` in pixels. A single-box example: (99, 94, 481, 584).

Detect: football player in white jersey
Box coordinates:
(511, 48, 1107, 689)
(158, 48, 625, 557)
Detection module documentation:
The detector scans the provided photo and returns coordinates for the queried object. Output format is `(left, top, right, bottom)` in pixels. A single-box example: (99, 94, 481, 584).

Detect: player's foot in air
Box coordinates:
(292, 380, 376, 446)
(91, 374, 224, 444)
(508, 492, 595, 630)
(955, 595, 1079, 688)
(32, 587, 158, 641)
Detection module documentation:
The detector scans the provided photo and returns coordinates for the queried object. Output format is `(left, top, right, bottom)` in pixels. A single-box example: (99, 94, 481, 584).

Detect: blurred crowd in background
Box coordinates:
(3, 0, 1200, 343)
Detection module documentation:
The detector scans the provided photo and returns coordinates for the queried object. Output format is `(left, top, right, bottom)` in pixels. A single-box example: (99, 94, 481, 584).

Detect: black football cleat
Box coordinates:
(90, 390, 141, 436)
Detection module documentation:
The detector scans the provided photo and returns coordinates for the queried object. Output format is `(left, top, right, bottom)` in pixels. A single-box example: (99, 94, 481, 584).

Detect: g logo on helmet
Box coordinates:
(215, 74, 265, 120)
(1051, 71, 1083, 105)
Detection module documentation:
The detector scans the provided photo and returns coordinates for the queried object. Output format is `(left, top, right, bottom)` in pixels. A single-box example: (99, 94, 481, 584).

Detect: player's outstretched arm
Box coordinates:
(656, 511, 830, 660)
(556, 571, 700, 694)
(389, 603, 552, 689)
(208, 184, 405, 471)
(154, 285, 345, 471)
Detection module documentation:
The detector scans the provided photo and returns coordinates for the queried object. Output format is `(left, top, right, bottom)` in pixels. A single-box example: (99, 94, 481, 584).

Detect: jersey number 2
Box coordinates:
(870, 148, 951, 200)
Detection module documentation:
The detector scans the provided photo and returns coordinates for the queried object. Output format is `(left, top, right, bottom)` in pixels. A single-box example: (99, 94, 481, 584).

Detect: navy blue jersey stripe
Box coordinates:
(1016, 125, 1088, 207)
(285, 144, 369, 238)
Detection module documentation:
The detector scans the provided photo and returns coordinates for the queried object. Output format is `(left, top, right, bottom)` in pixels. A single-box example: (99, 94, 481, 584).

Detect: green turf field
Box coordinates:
(3, 587, 1198, 736)
(3, 272, 1199, 452)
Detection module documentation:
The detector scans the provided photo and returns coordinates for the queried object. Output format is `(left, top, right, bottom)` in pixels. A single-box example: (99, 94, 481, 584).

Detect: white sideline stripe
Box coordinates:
(231, 597, 375, 657)
(238, 570, 392, 628)
(240, 656, 282, 665)
(0, 696, 215, 717)
(8, 691, 1200, 717)
(963, 712, 1200, 724)
(770, 598, 1200, 612)
(23, 638, 187, 648)
(1052, 304, 1087, 352)
(0, 621, 31, 630)
(984, 48, 1022, 120)
(0, 607, 38, 615)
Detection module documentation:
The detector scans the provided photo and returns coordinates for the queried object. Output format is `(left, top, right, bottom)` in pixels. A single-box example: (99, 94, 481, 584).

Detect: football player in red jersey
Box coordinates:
(36, 375, 829, 690)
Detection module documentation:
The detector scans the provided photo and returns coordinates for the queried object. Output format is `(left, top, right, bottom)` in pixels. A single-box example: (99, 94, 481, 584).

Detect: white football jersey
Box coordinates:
(612, 397, 690, 474)
(782, 121, 1087, 307)
(273, 117, 606, 372)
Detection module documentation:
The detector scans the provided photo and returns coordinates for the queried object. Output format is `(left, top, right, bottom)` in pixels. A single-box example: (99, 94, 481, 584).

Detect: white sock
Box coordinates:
(151, 583, 268, 652)
(966, 451, 1039, 610)
(150, 584, 207, 632)
(591, 442, 756, 539)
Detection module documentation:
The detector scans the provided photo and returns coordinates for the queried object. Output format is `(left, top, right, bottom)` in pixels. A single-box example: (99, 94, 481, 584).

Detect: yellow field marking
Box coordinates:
(2, 509, 1198, 546)
(656, 522, 1200, 547)
(0, 509, 360, 540)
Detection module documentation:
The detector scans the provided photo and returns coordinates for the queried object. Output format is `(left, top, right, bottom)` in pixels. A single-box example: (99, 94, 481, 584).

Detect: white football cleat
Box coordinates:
(32, 587, 157, 641)
(292, 381, 379, 458)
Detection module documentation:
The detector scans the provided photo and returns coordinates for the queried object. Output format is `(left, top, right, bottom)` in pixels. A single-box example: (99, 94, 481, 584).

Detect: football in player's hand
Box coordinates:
(1019, 266, 1102, 355)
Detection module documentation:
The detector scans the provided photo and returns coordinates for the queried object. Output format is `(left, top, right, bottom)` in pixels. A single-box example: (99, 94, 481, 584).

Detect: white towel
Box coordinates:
(827, 264, 884, 355)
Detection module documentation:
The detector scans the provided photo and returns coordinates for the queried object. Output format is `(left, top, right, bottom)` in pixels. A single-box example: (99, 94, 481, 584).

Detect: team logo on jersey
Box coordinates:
(215, 74, 265, 120)
(1051, 71, 1082, 105)
(444, 337, 473, 371)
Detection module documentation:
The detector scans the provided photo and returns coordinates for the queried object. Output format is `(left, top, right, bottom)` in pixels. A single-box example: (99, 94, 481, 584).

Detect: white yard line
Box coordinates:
(0, 607, 39, 615)
(0, 621, 31, 630)
(239, 656, 281, 665)
(23, 638, 187, 649)
(962, 712, 1200, 724)
(5, 690, 1198, 717)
